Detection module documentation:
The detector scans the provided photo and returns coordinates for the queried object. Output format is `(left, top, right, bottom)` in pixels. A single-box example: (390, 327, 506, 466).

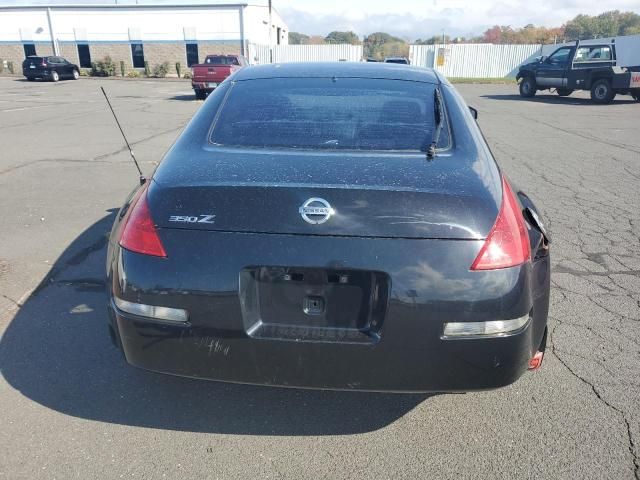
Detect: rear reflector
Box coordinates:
(114, 297, 188, 323)
(442, 314, 530, 338)
(470, 176, 530, 270)
(528, 351, 544, 370)
(119, 185, 167, 257)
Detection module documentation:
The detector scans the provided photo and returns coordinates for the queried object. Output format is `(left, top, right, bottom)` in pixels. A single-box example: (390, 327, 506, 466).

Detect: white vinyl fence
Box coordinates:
(247, 44, 363, 64)
(409, 43, 544, 78)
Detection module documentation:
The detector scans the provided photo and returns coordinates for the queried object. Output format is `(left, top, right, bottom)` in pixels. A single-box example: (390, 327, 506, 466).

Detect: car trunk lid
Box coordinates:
(149, 148, 501, 240)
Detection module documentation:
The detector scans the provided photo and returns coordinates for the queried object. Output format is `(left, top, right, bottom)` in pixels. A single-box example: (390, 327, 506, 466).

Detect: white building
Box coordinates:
(0, 0, 288, 71)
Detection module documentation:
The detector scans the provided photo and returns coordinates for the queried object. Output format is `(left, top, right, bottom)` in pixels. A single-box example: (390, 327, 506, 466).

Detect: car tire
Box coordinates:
(632, 91, 640, 102)
(590, 79, 615, 104)
(72, 69, 80, 80)
(519, 76, 536, 98)
(557, 88, 573, 97)
(51, 70, 60, 82)
(194, 89, 206, 100)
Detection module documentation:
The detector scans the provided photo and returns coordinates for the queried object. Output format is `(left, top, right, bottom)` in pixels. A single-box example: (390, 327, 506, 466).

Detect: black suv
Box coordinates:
(22, 56, 80, 82)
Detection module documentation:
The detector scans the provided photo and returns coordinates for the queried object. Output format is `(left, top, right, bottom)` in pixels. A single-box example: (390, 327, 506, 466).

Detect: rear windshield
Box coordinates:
(205, 56, 239, 65)
(210, 78, 446, 151)
(24, 57, 43, 64)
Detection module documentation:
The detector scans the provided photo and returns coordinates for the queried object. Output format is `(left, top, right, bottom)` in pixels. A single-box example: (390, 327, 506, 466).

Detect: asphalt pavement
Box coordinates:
(0, 76, 638, 479)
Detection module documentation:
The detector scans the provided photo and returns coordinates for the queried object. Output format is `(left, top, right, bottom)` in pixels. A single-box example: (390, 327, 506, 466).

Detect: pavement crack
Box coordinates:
(92, 125, 185, 162)
(550, 322, 640, 479)
(520, 114, 640, 155)
(0, 158, 123, 176)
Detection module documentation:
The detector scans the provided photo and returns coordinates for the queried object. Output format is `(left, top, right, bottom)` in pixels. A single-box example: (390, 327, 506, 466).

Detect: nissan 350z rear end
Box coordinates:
(106, 63, 550, 392)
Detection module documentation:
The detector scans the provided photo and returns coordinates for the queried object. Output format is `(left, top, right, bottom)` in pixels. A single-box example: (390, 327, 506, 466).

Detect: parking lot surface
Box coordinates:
(0, 77, 638, 479)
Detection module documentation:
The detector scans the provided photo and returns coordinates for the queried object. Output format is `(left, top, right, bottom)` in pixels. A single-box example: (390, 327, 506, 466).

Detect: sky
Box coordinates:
(275, 0, 640, 40)
(1, 0, 639, 40)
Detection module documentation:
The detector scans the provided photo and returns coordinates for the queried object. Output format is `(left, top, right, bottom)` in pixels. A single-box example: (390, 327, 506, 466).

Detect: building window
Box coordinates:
(77, 44, 91, 68)
(186, 43, 199, 67)
(131, 43, 145, 68)
(23, 43, 36, 57)
(277, 27, 281, 45)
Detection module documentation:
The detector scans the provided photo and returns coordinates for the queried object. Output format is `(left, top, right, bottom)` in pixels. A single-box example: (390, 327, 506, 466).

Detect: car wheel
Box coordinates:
(632, 91, 640, 102)
(590, 79, 615, 104)
(557, 88, 573, 97)
(194, 89, 206, 100)
(72, 69, 80, 80)
(519, 76, 536, 98)
(51, 70, 60, 82)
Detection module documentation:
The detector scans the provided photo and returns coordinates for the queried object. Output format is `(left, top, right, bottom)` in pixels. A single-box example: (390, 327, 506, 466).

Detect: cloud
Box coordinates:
(277, 0, 640, 40)
(279, 7, 461, 41)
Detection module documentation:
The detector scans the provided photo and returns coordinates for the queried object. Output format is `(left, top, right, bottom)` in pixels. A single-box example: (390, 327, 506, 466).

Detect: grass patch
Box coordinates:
(447, 77, 517, 84)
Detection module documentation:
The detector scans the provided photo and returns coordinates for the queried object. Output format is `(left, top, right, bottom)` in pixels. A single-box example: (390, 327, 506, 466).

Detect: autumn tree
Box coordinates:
(564, 10, 640, 40)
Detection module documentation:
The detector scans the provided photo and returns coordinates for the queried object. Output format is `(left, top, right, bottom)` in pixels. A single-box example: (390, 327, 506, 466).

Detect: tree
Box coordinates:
(414, 35, 450, 45)
(324, 31, 361, 45)
(363, 32, 408, 60)
(289, 32, 310, 45)
(564, 10, 640, 40)
(478, 24, 564, 44)
(308, 35, 327, 45)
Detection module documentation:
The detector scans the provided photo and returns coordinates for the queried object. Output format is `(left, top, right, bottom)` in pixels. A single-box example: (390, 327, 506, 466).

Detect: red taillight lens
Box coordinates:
(119, 186, 167, 257)
(470, 176, 530, 270)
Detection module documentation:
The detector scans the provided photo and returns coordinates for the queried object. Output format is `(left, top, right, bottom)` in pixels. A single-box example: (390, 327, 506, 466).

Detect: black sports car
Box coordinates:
(107, 62, 550, 392)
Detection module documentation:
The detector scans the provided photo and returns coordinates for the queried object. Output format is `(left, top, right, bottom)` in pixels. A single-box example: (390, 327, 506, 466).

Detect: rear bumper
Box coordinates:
(192, 81, 217, 91)
(23, 69, 49, 78)
(106, 230, 549, 392)
(109, 299, 536, 392)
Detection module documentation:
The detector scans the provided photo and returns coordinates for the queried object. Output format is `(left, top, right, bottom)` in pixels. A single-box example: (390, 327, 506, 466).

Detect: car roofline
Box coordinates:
(231, 62, 441, 84)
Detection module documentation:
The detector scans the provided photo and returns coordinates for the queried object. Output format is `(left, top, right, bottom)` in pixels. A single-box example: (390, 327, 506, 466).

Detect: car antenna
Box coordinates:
(100, 86, 146, 185)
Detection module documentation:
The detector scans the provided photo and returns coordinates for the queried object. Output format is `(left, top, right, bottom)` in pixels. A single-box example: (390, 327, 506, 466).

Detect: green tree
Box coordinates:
(564, 10, 640, 40)
(324, 31, 361, 45)
(289, 32, 310, 44)
(363, 32, 408, 60)
(414, 35, 451, 45)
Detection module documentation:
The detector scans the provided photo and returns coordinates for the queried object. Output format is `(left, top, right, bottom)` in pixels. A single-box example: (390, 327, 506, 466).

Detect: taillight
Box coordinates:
(119, 185, 167, 257)
(470, 176, 530, 270)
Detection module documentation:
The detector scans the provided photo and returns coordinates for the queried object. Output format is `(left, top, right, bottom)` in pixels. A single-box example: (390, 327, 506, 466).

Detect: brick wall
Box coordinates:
(0, 44, 25, 71)
(59, 43, 80, 65)
(144, 43, 186, 75)
(198, 41, 242, 58)
(1, 40, 243, 76)
(89, 43, 133, 72)
(0, 42, 53, 72)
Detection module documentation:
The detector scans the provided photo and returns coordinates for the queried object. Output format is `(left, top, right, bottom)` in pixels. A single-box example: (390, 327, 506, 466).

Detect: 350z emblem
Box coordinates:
(169, 214, 216, 224)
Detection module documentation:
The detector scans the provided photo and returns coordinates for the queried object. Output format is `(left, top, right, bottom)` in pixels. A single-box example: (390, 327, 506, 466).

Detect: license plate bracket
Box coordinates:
(240, 266, 389, 343)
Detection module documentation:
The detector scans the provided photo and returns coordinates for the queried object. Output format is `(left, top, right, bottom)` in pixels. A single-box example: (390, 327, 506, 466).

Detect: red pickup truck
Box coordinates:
(191, 54, 248, 99)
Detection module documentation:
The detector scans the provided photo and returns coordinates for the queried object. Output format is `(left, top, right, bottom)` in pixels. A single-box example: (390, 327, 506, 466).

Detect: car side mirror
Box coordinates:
(468, 106, 478, 120)
(540, 56, 547, 63)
